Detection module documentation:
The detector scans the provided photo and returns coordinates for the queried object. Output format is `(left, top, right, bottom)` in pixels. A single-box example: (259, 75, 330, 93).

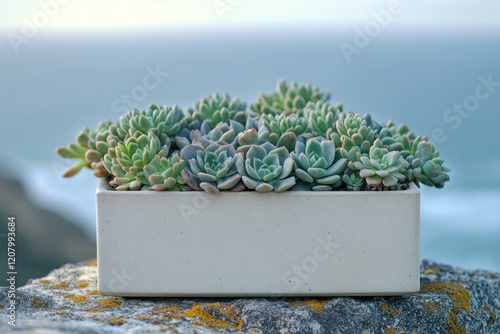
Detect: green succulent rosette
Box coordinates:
(342, 170, 364, 191)
(307, 101, 342, 138)
(56, 120, 115, 178)
(139, 153, 188, 191)
(250, 78, 330, 116)
(291, 138, 347, 191)
(353, 140, 409, 190)
(103, 132, 169, 190)
(186, 93, 247, 128)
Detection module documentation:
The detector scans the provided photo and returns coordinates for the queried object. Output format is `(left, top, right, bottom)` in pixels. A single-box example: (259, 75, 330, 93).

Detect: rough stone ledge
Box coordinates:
(0, 259, 499, 333)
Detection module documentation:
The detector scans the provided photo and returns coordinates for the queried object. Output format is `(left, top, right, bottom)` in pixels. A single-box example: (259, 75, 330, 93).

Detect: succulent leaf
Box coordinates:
(251, 78, 330, 117)
(291, 138, 347, 191)
(238, 143, 295, 192)
(180, 142, 243, 193)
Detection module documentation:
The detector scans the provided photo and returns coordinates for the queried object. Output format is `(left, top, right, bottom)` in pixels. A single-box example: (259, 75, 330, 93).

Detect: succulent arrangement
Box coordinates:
(57, 79, 450, 193)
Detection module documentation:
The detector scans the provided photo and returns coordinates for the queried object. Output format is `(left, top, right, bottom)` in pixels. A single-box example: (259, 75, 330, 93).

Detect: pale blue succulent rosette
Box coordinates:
(236, 143, 296, 193)
(180, 142, 244, 194)
(291, 138, 347, 191)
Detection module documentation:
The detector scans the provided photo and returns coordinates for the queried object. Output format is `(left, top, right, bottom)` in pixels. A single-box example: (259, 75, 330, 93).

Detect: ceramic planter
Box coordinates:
(96, 179, 420, 297)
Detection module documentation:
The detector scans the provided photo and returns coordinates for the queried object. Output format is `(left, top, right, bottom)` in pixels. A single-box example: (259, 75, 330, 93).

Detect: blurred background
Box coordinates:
(1, 0, 499, 285)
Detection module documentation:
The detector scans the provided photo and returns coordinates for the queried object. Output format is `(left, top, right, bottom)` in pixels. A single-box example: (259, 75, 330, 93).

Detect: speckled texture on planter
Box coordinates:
(96, 180, 420, 297)
(0, 259, 499, 333)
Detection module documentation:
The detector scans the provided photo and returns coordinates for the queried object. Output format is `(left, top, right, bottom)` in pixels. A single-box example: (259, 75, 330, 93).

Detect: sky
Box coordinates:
(1, 0, 500, 31)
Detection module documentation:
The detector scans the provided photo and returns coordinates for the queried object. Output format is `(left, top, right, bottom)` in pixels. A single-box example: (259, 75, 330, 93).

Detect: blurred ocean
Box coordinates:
(0, 27, 499, 271)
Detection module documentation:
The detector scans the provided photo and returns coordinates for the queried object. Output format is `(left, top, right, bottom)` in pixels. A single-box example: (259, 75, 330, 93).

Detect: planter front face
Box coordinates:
(96, 180, 420, 297)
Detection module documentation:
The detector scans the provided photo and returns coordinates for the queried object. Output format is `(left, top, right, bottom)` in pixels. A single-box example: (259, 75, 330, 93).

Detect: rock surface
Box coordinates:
(0, 259, 499, 333)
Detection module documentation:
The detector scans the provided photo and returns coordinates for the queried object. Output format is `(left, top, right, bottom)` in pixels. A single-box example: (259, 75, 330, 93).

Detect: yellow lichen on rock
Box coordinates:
(425, 301, 440, 311)
(151, 305, 182, 320)
(183, 303, 243, 331)
(482, 306, 497, 325)
(289, 299, 329, 314)
(425, 301, 441, 317)
(53, 284, 69, 290)
(40, 279, 50, 285)
(424, 269, 436, 275)
(99, 299, 122, 308)
(487, 313, 497, 325)
(384, 328, 396, 334)
(388, 309, 400, 318)
(89, 260, 97, 267)
(88, 290, 100, 296)
(78, 282, 89, 288)
(70, 296, 88, 303)
(108, 317, 127, 326)
(420, 282, 471, 334)
(32, 297, 43, 307)
(87, 309, 104, 313)
(380, 303, 399, 318)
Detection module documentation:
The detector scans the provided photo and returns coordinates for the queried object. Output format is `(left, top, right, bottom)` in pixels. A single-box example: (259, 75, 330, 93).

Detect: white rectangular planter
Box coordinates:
(96, 179, 420, 297)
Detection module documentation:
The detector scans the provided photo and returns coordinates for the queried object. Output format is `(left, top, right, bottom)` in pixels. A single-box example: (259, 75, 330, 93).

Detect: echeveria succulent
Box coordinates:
(236, 143, 295, 192)
(378, 120, 415, 154)
(336, 113, 375, 155)
(412, 141, 450, 188)
(124, 104, 186, 139)
(353, 140, 409, 189)
(175, 120, 244, 150)
(139, 153, 188, 191)
(56, 78, 450, 192)
(291, 138, 347, 191)
(186, 93, 247, 127)
(342, 170, 365, 191)
(180, 142, 243, 194)
(103, 133, 169, 190)
(307, 101, 342, 138)
(258, 113, 310, 151)
(251, 78, 330, 116)
(56, 120, 114, 178)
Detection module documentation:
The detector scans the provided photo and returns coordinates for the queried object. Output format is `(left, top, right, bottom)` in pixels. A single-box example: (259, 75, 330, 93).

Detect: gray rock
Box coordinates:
(0, 260, 499, 333)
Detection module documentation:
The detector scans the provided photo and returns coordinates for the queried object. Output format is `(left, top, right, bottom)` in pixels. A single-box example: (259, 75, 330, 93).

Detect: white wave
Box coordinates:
(21, 162, 97, 240)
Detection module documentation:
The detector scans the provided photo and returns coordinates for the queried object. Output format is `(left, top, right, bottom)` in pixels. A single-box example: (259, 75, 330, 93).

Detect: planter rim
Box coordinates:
(97, 179, 419, 196)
